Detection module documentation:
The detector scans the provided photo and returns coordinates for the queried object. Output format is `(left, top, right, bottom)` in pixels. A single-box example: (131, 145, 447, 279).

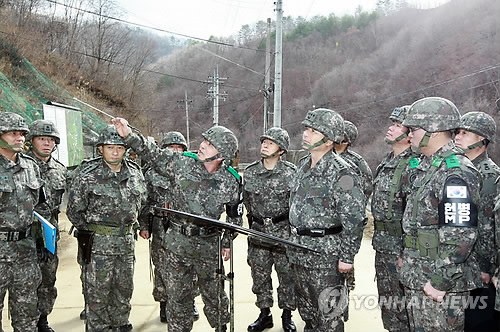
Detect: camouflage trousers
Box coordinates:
(404, 287, 467, 332)
(164, 246, 229, 332)
(0, 259, 41, 332)
(292, 263, 345, 332)
(374, 251, 410, 332)
(247, 240, 296, 310)
(37, 252, 59, 315)
(84, 253, 135, 331)
(151, 236, 168, 302)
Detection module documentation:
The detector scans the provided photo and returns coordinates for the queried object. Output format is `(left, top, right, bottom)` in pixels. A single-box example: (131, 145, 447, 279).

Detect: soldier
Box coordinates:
(0, 112, 42, 331)
(244, 127, 297, 332)
(371, 106, 413, 332)
(113, 118, 243, 332)
(455, 112, 499, 331)
(288, 108, 366, 332)
(67, 125, 146, 332)
(26, 120, 67, 332)
(400, 97, 481, 331)
(138, 131, 199, 323)
(336, 120, 373, 199)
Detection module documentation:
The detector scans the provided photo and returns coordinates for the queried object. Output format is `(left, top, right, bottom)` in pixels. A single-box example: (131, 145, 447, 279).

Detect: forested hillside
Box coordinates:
(0, 0, 499, 167)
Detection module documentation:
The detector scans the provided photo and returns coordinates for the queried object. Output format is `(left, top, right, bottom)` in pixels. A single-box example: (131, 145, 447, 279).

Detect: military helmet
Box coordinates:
(343, 120, 358, 144)
(402, 97, 461, 133)
(260, 127, 290, 151)
(27, 119, 61, 144)
(160, 131, 188, 150)
(459, 111, 496, 143)
(0, 112, 29, 135)
(302, 108, 344, 143)
(96, 125, 126, 146)
(202, 125, 238, 160)
(389, 105, 410, 123)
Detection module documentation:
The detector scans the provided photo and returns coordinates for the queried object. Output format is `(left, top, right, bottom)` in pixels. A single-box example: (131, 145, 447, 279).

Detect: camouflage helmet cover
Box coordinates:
(160, 131, 188, 150)
(343, 120, 358, 144)
(302, 108, 344, 143)
(27, 119, 61, 144)
(260, 127, 290, 151)
(202, 125, 238, 160)
(458, 111, 496, 143)
(389, 105, 410, 123)
(96, 125, 126, 146)
(402, 97, 461, 133)
(0, 112, 29, 135)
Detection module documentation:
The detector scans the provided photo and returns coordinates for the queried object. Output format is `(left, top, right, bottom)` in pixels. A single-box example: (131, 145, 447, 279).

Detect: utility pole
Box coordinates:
(273, 0, 283, 127)
(205, 65, 227, 126)
(263, 18, 272, 133)
(177, 90, 192, 149)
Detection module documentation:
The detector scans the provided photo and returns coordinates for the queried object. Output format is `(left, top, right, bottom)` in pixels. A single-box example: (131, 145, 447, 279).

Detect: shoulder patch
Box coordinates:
(338, 174, 354, 191)
(408, 157, 420, 169)
(182, 151, 198, 160)
(444, 154, 460, 169)
(226, 165, 241, 182)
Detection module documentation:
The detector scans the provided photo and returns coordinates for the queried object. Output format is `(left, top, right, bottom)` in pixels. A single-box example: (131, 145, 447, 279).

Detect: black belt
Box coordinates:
(169, 221, 218, 237)
(249, 213, 289, 225)
(291, 226, 343, 237)
(0, 228, 31, 241)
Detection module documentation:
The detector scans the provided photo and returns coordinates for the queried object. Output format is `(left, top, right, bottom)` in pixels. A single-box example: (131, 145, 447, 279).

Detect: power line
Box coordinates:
(46, 0, 265, 52)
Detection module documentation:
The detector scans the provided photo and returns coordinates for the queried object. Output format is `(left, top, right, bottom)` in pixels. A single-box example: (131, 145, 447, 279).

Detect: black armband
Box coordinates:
(226, 202, 243, 218)
(438, 176, 478, 227)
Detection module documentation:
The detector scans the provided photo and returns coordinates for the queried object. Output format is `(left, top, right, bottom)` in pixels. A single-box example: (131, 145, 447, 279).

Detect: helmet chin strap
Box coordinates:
(385, 132, 408, 145)
(411, 131, 432, 154)
(0, 138, 22, 152)
(463, 139, 486, 152)
(303, 137, 328, 151)
(261, 150, 281, 159)
(200, 153, 222, 163)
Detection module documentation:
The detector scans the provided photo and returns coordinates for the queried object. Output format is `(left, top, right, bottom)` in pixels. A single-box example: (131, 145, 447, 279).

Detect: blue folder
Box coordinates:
(33, 211, 57, 254)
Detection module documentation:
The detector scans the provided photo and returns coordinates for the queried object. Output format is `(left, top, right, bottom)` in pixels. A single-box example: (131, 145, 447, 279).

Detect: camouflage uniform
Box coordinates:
(0, 112, 42, 332)
(123, 125, 242, 332)
(26, 120, 67, 323)
(400, 97, 482, 331)
(372, 106, 413, 332)
(288, 109, 366, 332)
(455, 112, 499, 331)
(341, 120, 373, 199)
(243, 128, 297, 325)
(67, 126, 146, 331)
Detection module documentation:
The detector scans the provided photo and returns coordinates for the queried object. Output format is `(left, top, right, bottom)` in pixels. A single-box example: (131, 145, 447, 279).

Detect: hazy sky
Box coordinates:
(115, 0, 450, 40)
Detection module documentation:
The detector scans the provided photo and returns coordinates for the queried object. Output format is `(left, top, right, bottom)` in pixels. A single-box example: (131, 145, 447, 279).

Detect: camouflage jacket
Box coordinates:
(67, 157, 146, 255)
(27, 151, 67, 228)
(371, 148, 415, 254)
(243, 159, 296, 242)
(399, 142, 481, 292)
(288, 150, 366, 268)
(124, 133, 243, 249)
(471, 151, 500, 275)
(138, 167, 172, 238)
(341, 149, 373, 199)
(0, 153, 42, 262)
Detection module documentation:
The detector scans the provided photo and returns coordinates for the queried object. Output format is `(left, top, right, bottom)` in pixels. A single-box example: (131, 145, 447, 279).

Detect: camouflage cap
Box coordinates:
(402, 97, 461, 132)
(96, 125, 126, 146)
(160, 131, 188, 150)
(260, 127, 290, 151)
(27, 119, 61, 144)
(302, 108, 344, 143)
(389, 105, 410, 123)
(459, 111, 496, 143)
(0, 112, 29, 135)
(202, 125, 238, 160)
(343, 120, 358, 144)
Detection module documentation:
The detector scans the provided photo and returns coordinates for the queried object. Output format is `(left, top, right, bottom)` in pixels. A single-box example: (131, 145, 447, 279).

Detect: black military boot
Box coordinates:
(281, 309, 297, 332)
(118, 323, 133, 332)
(193, 302, 199, 321)
(159, 301, 167, 323)
(247, 308, 273, 332)
(37, 314, 55, 332)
